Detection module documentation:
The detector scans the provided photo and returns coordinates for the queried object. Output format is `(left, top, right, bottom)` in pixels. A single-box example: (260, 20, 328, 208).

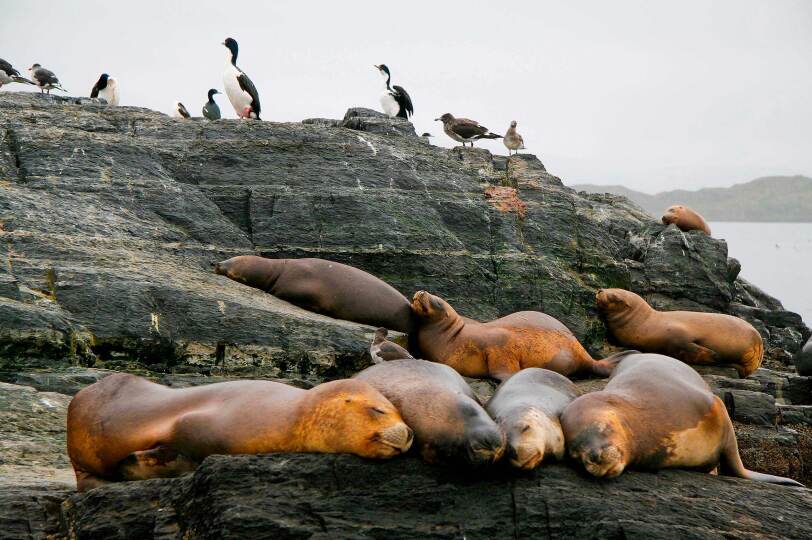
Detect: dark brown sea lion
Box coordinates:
(411, 290, 619, 381)
(596, 288, 763, 377)
(369, 327, 413, 363)
(213, 256, 414, 333)
(485, 368, 578, 470)
(661, 205, 711, 235)
(561, 352, 802, 486)
(354, 359, 505, 465)
(67, 373, 412, 492)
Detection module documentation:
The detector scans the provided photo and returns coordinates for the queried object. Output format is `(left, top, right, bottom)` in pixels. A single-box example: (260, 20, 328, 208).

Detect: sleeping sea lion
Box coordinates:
(67, 373, 412, 492)
(485, 368, 578, 470)
(561, 351, 802, 486)
(354, 359, 505, 465)
(596, 288, 763, 377)
(213, 256, 415, 333)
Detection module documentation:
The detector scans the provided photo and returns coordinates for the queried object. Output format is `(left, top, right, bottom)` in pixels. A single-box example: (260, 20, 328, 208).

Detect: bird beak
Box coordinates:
(221, 41, 226, 46)
(373, 65, 379, 70)
(434, 118, 441, 121)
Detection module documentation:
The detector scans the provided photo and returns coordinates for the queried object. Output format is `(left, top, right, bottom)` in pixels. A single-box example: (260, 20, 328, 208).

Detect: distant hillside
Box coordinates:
(573, 176, 812, 222)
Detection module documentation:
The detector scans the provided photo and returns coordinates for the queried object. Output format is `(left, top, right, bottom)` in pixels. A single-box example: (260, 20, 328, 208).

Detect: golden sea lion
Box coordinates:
(213, 256, 415, 333)
(354, 359, 505, 465)
(485, 368, 578, 470)
(596, 288, 763, 377)
(412, 290, 619, 381)
(661, 205, 711, 235)
(561, 352, 802, 486)
(67, 373, 412, 492)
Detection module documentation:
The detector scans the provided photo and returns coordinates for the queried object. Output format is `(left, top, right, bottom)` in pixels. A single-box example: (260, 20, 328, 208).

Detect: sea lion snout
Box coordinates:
(377, 422, 414, 453)
(505, 411, 565, 469)
(466, 428, 506, 465)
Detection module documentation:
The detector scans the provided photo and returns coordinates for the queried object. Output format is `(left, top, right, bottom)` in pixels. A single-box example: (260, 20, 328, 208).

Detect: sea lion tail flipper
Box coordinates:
(591, 350, 640, 377)
(117, 445, 199, 481)
(739, 339, 764, 378)
(717, 403, 804, 487)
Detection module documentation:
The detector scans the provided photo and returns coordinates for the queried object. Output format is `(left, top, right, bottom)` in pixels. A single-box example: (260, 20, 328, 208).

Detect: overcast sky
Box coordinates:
(3, 0, 810, 193)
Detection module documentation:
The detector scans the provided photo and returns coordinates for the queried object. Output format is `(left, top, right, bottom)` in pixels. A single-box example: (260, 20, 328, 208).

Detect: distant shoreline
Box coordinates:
(573, 175, 812, 223)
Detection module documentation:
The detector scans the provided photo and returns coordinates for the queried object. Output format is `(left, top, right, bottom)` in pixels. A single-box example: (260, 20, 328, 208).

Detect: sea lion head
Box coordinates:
(661, 205, 685, 226)
(460, 399, 506, 466)
(411, 291, 455, 322)
(595, 288, 636, 314)
(501, 407, 565, 470)
(306, 380, 414, 459)
(561, 395, 631, 479)
(212, 255, 277, 289)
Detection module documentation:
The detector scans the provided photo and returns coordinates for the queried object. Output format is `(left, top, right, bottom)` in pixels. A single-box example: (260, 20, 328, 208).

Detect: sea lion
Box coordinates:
(596, 288, 763, 377)
(67, 373, 412, 492)
(354, 359, 505, 465)
(485, 368, 578, 470)
(411, 290, 619, 381)
(661, 205, 711, 235)
(369, 327, 413, 363)
(561, 352, 802, 486)
(794, 336, 812, 376)
(213, 256, 414, 333)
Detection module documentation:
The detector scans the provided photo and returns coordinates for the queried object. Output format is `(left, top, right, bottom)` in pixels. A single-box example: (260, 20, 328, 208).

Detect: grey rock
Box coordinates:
(1, 92, 807, 378)
(721, 389, 778, 426)
(4, 367, 114, 395)
(59, 454, 812, 540)
(0, 482, 72, 540)
(779, 404, 812, 426)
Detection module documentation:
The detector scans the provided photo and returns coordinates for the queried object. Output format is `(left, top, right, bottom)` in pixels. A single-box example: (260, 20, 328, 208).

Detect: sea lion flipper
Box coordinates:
(677, 342, 718, 365)
(717, 406, 804, 487)
(590, 350, 639, 377)
(117, 445, 199, 481)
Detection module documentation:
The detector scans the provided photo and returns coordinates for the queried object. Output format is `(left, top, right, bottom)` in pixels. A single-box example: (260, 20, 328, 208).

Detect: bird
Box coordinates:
(173, 101, 191, 119)
(374, 64, 413, 119)
(222, 38, 261, 119)
(503, 120, 526, 155)
(28, 64, 66, 94)
(369, 328, 414, 364)
(435, 113, 502, 147)
(202, 89, 221, 120)
(90, 73, 119, 105)
(0, 59, 35, 88)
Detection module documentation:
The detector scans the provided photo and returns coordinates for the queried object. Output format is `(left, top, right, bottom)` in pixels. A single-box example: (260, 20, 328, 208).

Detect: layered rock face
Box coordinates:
(1, 93, 811, 539)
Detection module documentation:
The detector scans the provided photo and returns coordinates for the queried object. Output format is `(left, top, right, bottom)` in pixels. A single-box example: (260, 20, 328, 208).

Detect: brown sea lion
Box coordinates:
(213, 256, 415, 333)
(369, 327, 413, 363)
(411, 290, 619, 381)
(661, 205, 711, 235)
(561, 352, 802, 486)
(485, 368, 578, 470)
(354, 359, 505, 465)
(67, 373, 412, 492)
(596, 288, 763, 377)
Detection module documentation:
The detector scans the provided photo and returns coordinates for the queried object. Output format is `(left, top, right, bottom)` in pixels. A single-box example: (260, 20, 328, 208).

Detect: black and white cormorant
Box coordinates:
(435, 113, 502, 147)
(222, 38, 261, 119)
(0, 59, 34, 88)
(202, 89, 222, 120)
(29, 64, 66, 94)
(90, 73, 119, 105)
(173, 101, 191, 119)
(374, 64, 413, 119)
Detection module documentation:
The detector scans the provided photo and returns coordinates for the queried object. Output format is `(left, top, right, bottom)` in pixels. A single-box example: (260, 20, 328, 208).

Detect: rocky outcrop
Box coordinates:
(59, 454, 812, 540)
(0, 93, 807, 379)
(1, 93, 811, 539)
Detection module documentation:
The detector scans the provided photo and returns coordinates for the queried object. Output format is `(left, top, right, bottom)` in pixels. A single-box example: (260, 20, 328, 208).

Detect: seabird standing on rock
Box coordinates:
(28, 64, 66, 94)
(90, 73, 119, 105)
(374, 64, 413, 119)
(222, 38, 261, 119)
(173, 101, 191, 119)
(435, 113, 502, 147)
(503, 120, 526, 155)
(202, 89, 222, 120)
(0, 59, 35, 88)
(369, 328, 414, 364)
